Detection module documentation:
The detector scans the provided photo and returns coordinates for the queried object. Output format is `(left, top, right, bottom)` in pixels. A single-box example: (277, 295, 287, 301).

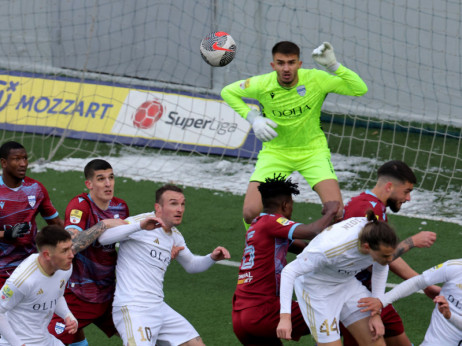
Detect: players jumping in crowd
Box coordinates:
(233, 175, 339, 345)
(277, 210, 399, 345)
(221, 41, 368, 228)
(341, 160, 439, 346)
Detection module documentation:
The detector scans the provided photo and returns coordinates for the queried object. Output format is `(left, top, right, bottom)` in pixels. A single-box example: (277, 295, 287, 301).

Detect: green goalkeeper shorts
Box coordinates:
(250, 146, 338, 188)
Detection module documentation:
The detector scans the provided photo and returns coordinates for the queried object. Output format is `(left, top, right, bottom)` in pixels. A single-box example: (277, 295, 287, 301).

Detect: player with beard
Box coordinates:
(341, 160, 439, 346)
(221, 41, 367, 229)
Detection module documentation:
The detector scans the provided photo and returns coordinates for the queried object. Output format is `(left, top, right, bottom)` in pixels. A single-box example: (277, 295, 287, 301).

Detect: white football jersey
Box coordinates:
(296, 217, 387, 286)
(113, 212, 187, 307)
(0, 254, 71, 345)
(419, 260, 462, 345)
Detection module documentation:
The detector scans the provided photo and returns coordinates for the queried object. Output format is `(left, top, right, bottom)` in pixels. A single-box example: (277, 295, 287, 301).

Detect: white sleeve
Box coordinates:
(54, 295, 72, 319)
(371, 263, 389, 300)
(176, 246, 215, 273)
(279, 253, 321, 314)
(0, 310, 23, 346)
(381, 261, 448, 307)
(448, 312, 462, 329)
(98, 222, 141, 245)
(381, 274, 427, 307)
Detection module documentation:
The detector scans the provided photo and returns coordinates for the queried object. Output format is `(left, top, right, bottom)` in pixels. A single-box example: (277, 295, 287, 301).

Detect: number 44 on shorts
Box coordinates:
(320, 317, 339, 336)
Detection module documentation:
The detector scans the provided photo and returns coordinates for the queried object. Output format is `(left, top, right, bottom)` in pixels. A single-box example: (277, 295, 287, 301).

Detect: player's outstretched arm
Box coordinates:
(210, 246, 231, 261)
(312, 42, 340, 71)
(389, 257, 441, 299)
(292, 201, 339, 240)
(71, 219, 125, 254)
(176, 246, 229, 273)
(392, 231, 436, 259)
(357, 297, 383, 316)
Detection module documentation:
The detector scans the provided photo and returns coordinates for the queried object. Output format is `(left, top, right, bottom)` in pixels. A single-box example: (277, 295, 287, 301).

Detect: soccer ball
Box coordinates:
(200, 31, 236, 67)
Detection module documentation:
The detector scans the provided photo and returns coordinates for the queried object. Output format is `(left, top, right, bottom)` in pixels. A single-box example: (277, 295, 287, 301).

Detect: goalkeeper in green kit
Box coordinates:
(221, 41, 368, 228)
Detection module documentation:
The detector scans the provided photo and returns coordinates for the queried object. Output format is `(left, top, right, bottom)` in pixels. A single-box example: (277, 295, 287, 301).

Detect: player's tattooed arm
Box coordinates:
(70, 221, 108, 254)
(392, 230, 436, 260)
(392, 237, 414, 260)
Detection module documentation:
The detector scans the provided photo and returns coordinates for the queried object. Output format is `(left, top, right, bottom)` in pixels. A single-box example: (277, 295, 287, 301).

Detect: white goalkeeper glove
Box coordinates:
(246, 109, 278, 142)
(312, 42, 340, 71)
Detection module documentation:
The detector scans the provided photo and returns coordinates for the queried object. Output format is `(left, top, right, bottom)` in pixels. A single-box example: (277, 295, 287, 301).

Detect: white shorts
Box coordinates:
(294, 276, 371, 343)
(0, 335, 64, 346)
(113, 303, 199, 346)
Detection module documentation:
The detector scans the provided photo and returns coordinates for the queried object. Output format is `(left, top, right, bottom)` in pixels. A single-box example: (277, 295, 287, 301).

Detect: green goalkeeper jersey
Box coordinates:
(221, 64, 367, 150)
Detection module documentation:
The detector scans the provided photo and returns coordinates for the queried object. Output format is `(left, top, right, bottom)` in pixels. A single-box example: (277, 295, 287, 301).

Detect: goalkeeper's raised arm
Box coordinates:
(220, 41, 368, 228)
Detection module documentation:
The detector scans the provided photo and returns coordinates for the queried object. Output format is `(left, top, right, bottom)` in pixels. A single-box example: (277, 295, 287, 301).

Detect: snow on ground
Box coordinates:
(30, 153, 461, 225)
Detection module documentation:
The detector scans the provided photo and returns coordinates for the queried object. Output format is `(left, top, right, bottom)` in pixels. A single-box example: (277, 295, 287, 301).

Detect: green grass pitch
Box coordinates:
(30, 169, 461, 345)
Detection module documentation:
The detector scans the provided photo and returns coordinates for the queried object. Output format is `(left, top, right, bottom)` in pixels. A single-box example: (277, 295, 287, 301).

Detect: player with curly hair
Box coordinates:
(233, 174, 339, 345)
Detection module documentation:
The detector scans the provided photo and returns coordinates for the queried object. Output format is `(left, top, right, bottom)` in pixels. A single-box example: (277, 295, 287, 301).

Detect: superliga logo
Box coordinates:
(132, 100, 164, 129)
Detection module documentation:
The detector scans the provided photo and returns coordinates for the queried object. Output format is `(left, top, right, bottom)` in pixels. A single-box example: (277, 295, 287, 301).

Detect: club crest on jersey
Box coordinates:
(1, 285, 13, 299)
(240, 78, 250, 89)
(28, 195, 36, 208)
(276, 217, 291, 226)
(54, 322, 66, 334)
(70, 209, 83, 224)
(296, 85, 306, 96)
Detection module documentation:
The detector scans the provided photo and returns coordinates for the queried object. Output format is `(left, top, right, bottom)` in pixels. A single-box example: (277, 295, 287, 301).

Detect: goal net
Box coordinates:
(0, 0, 461, 222)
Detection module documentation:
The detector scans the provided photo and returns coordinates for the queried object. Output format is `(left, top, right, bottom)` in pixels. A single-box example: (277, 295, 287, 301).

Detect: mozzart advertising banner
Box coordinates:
(0, 72, 260, 158)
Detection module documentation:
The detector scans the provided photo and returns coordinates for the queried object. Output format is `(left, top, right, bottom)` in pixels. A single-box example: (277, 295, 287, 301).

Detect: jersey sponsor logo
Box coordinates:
(270, 92, 275, 99)
(1, 285, 13, 299)
(28, 195, 36, 207)
(154, 238, 160, 244)
(69, 209, 83, 224)
(271, 104, 311, 118)
(0, 201, 4, 209)
(237, 272, 253, 284)
(36, 288, 44, 295)
(296, 85, 306, 96)
(54, 322, 66, 335)
(276, 217, 291, 226)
